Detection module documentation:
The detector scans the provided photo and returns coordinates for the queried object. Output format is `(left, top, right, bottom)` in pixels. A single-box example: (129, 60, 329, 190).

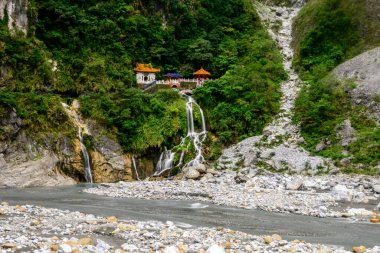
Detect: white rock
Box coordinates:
(286, 179, 303, 190)
(59, 244, 72, 253)
(332, 184, 352, 201)
(376, 203, 380, 210)
(318, 206, 327, 218)
(373, 184, 380, 194)
(163, 246, 180, 253)
(206, 245, 225, 253)
(121, 244, 138, 251)
(347, 208, 374, 217)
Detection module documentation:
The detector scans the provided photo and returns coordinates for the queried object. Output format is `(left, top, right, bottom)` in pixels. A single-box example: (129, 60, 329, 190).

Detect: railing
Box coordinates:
(143, 80, 157, 90)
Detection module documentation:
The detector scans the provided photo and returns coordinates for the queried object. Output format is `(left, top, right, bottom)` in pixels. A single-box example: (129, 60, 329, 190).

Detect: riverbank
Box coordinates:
(1, 202, 379, 252)
(85, 169, 380, 219)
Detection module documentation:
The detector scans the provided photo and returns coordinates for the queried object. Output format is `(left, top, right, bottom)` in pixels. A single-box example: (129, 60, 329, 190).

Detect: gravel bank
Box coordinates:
(85, 170, 380, 219)
(1, 202, 379, 253)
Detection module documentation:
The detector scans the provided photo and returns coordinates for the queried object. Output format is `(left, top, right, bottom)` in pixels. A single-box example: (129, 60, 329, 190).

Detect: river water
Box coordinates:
(1, 185, 379, 249)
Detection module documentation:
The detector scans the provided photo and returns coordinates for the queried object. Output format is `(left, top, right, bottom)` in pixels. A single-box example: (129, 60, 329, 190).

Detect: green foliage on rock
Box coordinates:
(194, 30, 286, 147)
(79, 89, 187, 154)
(0, 0, 286, 160)
(292, 0, 380, 81)
(293, 0, 380, 174)
(0, 91, 74, 139)
(294, 76, 380, 174)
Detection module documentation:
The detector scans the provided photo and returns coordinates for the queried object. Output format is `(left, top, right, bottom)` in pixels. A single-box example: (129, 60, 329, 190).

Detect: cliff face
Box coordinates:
(0, 0, 28, 35)
(334, 46, 380, 120)
(0, 106, 135, 188)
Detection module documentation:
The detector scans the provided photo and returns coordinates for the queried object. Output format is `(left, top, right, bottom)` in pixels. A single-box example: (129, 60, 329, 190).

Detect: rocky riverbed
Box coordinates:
(1, 202, 379, 253)
(85, 169, 380, 220)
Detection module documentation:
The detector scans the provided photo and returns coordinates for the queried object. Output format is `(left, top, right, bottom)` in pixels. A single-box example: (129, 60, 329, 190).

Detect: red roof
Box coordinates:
(194, 67, 211, 76)
(134, 63, 160, 73)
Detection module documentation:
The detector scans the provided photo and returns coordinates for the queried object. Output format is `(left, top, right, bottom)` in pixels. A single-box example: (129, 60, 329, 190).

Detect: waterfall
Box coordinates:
(62, 102, 93, 184)
(73, 112, 93, 184)
(154, 96, 207, 176)
(132, 155, 141, 181)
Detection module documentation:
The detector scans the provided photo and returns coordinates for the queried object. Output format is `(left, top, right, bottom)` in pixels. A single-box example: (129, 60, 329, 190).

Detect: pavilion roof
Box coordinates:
(164, 73, 183, 78)
(194, 67, 211, 76)
(134, 63, 160, 73)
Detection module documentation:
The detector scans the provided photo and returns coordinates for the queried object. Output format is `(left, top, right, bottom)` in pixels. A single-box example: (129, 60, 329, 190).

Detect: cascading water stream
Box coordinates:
(62, 102, 93, 183)
(154, 96, 207, 176)
(72, 112, 93, 184)
(132, 155, 141, 181)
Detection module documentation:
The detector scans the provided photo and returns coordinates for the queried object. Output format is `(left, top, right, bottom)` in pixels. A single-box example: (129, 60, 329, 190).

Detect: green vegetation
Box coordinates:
(0, 91, 74, 140)
(0, 0, 286, 161)
(293, 0, 380, 174)
(79, 89, 188, 154)
(194, 30, 286, 147)
(292, 0, 380, 81)
(294, 75, 380, 174)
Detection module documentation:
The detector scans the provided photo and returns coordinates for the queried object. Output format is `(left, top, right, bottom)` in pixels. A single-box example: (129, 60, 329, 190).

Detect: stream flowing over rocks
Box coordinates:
(216, 0, 335, 174)
(1, 202, 379, 253)
(86, 170, 380, 220)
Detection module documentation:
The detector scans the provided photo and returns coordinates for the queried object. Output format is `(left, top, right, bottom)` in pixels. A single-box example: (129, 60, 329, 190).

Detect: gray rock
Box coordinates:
(286, 179, 303, 190)
(318, 206, 327, 218)
(334, 46, 380, 120)
(315, 139, 327, 152)
(185, 168, 201, 180)
(372, 184, 380, 194)
(0, 0, 28, 35)
(234, 172, 249, 184)
(193, 164, 207, 174)
(335, 119, 357, 147)
(332, 184, 352, 202)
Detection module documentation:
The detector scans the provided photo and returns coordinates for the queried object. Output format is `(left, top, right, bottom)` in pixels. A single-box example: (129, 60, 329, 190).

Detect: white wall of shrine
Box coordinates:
(136, 72, 157, 84)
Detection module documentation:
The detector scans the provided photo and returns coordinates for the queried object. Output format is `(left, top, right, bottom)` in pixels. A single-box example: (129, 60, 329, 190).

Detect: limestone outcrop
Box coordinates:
(334, 46, 380, 120)
(0, 0, 28, 35)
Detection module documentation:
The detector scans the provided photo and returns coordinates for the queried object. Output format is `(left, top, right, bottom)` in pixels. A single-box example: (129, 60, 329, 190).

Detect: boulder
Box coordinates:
(315, 139, 327, 152)
(332, 184, 353, 202)
(193, 164, 207, 173)
(163, 246, 180, 253)
(286, 179, 303, 190)
(206, 245, 225, 253)
(59, 244, 73, 253)
(352, 246, 367, 253)
(347, 208, 374, 217)
(372, 184, 380, 194)
(318, 206, 327, 218)
(185, 168, 201, 180)
(335, 119, 357, 147)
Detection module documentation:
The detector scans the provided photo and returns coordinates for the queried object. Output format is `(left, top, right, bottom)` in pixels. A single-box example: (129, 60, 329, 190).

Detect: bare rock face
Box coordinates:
(334, 119, 357, 147)
(0, 0, 28, 35)
(334, 46, 380, 120)
(0, 108, 76, 187)
(86, 120, 133, 182)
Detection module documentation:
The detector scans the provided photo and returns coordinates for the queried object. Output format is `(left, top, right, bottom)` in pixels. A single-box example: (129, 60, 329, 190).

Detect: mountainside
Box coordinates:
(293, 0, 380, 174)
(0, 0, 286, 186)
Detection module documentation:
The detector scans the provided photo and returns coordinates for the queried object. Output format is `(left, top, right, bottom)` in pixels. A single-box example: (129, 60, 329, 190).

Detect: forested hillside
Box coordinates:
(0, 0, 285, 160)
(293, 0, 380, 174)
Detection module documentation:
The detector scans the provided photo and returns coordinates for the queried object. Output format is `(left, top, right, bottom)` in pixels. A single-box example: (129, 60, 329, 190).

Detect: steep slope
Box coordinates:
(292, 0, 380, 174)
(0, 0, 287, 186)
(292, 0, 380, 81)
(216, 0, 334, 174)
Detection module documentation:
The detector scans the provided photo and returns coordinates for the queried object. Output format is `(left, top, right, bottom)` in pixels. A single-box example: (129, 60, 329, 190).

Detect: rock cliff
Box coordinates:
(0, 0, 28, 35)
(0, 104, 135, 187)
(334, 46, 380, 120)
